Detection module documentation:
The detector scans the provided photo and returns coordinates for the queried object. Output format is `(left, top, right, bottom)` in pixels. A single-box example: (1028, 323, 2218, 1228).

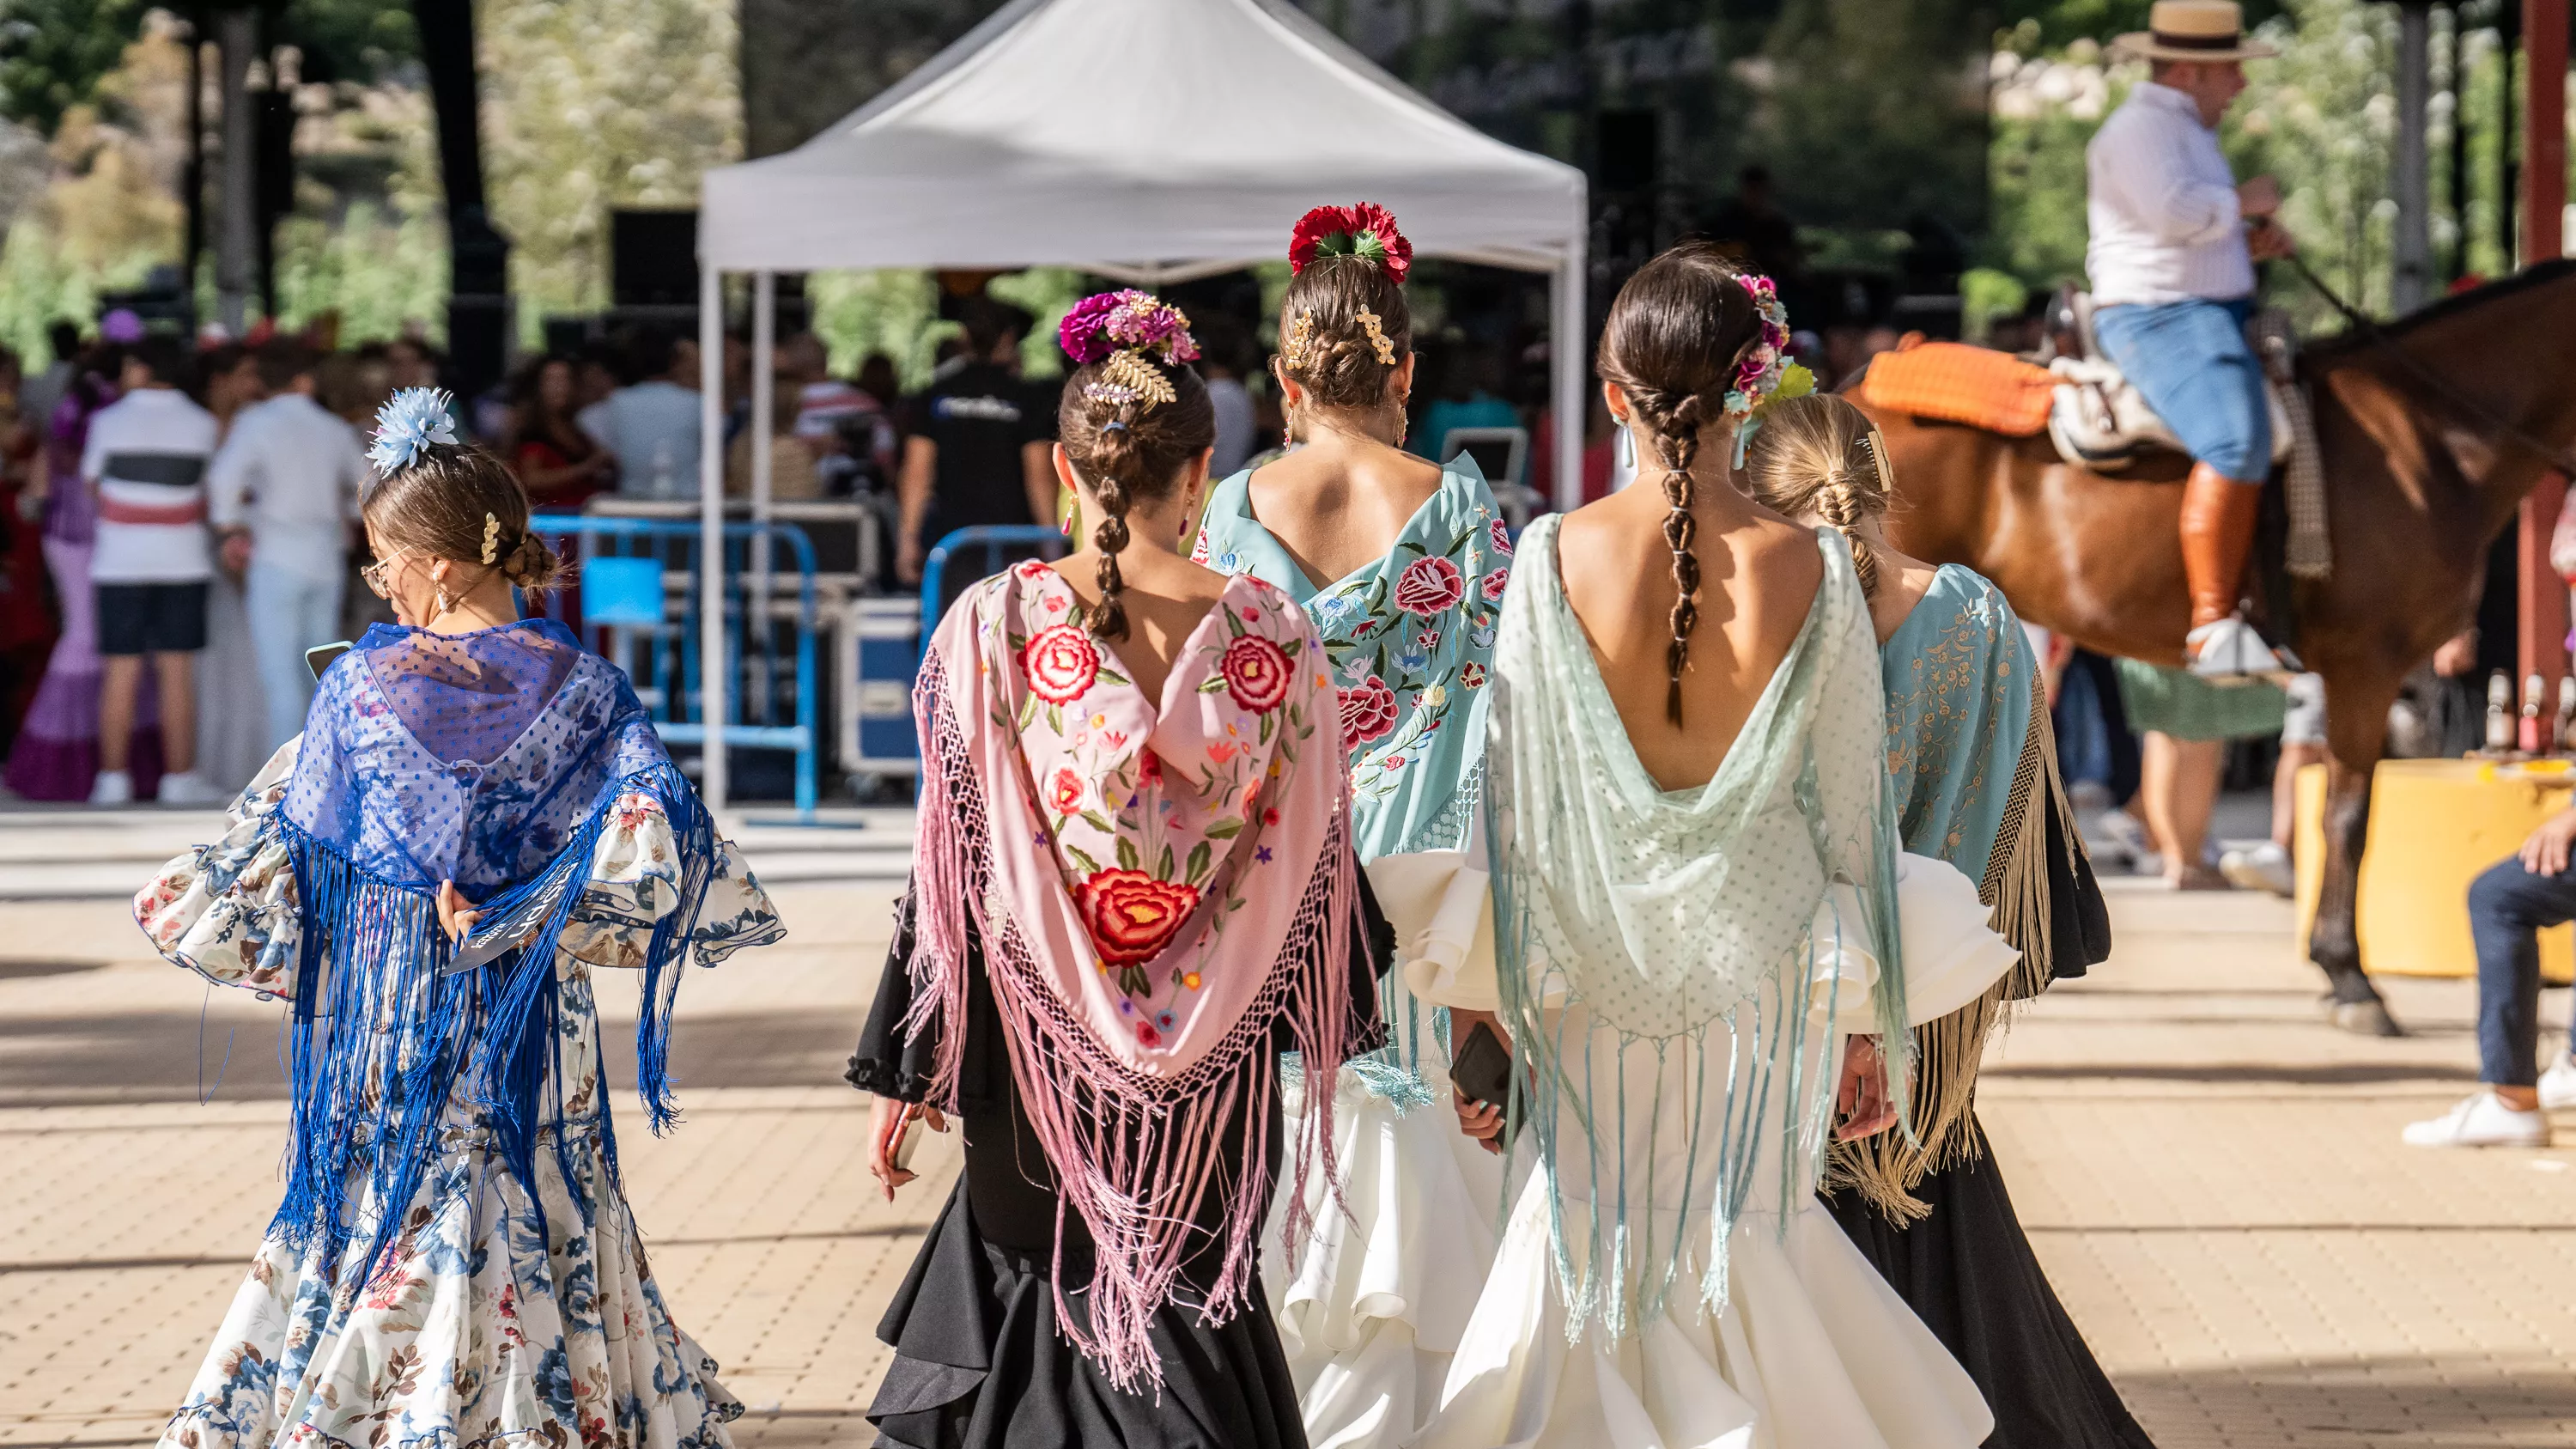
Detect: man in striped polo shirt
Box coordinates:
(83, 332, 222, 806)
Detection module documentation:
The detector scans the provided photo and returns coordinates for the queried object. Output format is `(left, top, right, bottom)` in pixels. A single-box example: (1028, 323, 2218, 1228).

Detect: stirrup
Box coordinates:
(2186, 618, 2301, 680)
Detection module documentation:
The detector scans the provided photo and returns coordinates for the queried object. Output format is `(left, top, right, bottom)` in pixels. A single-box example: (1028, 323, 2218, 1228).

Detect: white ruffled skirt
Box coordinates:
(1413, 853, 2010, 1449)
(1264, 1018, 1516, 1449)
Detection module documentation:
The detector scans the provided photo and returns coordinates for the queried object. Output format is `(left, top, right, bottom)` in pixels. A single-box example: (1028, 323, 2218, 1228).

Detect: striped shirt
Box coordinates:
(2085, 82, 2256, 307)
(82, 387, 219, 583)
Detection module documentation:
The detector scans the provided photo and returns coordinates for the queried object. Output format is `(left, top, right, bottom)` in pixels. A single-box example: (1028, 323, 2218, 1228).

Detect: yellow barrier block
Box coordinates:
(2293, 759, 2576, 982)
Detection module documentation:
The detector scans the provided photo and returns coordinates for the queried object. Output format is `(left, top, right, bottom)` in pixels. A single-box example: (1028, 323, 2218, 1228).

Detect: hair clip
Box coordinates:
(1084, 350, 1176, 411)
(1281, 309, 1319, 371)
(1357, 307, 1396, 366)
(481, 513, 500, 565)
(367, 387, 459, 477)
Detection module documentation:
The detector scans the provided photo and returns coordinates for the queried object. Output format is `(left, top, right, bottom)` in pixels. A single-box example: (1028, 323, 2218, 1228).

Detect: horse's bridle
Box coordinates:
(2283, 252, 2576, 477)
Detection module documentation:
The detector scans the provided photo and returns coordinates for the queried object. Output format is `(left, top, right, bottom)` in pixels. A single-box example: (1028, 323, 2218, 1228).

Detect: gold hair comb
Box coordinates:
(1281, 309, 1319, 372)
(1357, 307, 1396, 366)
(1084, 349, 1178, 411)
(480, 514, 500, 565)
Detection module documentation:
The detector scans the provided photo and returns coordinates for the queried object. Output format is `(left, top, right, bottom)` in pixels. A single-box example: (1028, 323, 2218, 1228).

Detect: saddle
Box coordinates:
(2039, 290, 2293, 474)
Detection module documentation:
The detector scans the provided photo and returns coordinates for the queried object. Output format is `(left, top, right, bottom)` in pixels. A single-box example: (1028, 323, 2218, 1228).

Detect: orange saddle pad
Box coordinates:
(1856, 338, 2056, 436)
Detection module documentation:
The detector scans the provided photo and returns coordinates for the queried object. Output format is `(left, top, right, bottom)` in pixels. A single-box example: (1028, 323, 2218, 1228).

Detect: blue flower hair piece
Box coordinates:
(368, 387, 460, 477)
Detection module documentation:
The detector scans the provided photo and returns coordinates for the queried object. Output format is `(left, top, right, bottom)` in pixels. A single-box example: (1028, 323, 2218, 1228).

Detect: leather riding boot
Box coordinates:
(2178, 461, 2261, 632)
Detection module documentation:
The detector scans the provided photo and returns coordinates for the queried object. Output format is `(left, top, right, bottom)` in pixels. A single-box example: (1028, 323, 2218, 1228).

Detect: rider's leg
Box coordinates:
(2179, 460, 2261, 631)
(2092, 297, 2281, 669)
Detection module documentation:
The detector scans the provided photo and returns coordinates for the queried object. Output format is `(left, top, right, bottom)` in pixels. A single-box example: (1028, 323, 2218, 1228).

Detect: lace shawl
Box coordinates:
(1486, 518, 1911, 1334)
(272, 618, 720, 1281)
(1831, 563, 2080, 1220)
(907, 562, 1358, 1391)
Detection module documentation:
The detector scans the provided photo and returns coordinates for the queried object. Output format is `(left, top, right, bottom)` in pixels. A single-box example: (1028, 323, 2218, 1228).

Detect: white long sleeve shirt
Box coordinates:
(2084, 82, 2256, 307)
(207, 392, 368, 582)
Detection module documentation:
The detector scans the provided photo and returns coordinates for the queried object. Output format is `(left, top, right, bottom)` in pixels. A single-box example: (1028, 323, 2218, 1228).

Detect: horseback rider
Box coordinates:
(2087, 0, 2297, 675)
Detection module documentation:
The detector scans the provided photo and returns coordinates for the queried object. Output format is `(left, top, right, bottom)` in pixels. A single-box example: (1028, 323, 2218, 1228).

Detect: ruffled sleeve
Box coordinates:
(1809, 853, 2022, 1034)
(556, 790, 786, 969)
(134, 739, 303, 997)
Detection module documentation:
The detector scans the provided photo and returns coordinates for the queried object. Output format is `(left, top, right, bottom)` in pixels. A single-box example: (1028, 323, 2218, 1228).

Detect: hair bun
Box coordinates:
(501, 531, 566, 593)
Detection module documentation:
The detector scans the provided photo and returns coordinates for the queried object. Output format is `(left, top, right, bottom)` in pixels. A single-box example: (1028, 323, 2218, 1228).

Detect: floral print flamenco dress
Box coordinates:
(135, 618, 782, 1449)
(1194, 458, 1511, 1449)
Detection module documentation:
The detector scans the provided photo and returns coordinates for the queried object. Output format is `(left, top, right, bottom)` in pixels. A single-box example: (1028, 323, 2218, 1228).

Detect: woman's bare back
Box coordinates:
(1555, 486, 1825, 792)
(1244, 441, 1445, 588)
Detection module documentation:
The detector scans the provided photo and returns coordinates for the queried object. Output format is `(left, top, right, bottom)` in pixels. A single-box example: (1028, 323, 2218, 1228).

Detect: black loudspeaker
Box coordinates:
(612, 210, 701, 307)
(1595, 108, 1659, 194)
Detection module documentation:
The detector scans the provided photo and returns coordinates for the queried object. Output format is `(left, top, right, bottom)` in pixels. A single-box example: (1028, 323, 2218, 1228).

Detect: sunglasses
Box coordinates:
(359, 550, 413, 600)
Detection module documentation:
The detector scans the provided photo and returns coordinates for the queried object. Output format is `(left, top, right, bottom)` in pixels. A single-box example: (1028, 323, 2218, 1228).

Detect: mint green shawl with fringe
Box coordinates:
(1485, 518, 1910, 1334)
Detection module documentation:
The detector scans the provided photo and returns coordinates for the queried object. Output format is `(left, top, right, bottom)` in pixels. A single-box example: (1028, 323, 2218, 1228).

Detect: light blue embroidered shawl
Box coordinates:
(1194, 456, 1509, 862)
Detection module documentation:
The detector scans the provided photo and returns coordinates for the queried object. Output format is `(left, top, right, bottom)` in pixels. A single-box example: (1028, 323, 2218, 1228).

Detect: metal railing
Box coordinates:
(529, 514, 822, 818)
(918, 525, 1068, 648)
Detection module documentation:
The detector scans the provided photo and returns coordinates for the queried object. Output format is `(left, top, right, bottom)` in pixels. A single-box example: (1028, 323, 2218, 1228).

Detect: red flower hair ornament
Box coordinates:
(1289, 204, 1413, 284)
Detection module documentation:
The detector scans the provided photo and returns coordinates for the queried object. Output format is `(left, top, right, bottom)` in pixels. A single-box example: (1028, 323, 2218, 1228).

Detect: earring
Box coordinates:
(1615, 423, 1636, 471)
(434, 586, 454, 618)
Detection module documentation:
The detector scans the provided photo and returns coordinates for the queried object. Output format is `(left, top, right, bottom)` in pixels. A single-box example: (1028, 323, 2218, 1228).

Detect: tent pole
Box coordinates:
(700, 262, 729, 814)
(1552, 241, 1586, 514)
(753, 271, 775, 527)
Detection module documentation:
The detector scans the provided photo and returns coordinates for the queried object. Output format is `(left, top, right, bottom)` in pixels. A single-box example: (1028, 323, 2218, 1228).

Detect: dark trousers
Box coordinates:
(2466, 855, 2576, 1086)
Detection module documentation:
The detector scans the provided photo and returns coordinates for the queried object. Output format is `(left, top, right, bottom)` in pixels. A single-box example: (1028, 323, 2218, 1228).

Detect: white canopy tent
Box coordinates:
(690, 0, 1587, 809)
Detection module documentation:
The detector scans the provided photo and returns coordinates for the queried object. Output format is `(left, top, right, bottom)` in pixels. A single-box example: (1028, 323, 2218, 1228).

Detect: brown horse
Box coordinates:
(1858, 260, 2576, 1034)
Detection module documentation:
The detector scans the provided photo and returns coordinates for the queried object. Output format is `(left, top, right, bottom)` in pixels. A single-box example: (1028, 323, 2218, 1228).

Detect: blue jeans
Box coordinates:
(246, 562, 344, 752)
(2092, 296, 2272, 481)
(2466, 855, 2576, 1086)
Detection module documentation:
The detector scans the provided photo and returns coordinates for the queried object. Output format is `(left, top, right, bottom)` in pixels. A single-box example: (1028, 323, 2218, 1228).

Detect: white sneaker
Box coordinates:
(2403, 1091, 2550, 1148)
(155, 771, 225, 807)
(88, 770, 131, 806)
(2186, 617, 2300, 679)
(2541, 1054, 2576, 1112)
(2220, 841, 2296, 897)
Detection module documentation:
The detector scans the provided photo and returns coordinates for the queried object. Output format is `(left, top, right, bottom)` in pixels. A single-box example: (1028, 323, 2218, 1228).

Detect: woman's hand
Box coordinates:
(1454, 1087, 1506, 1155)
(435, 880, 480, 942)
(1833, 1034, 1899, 1142)
(869, 1094, 949, 1201)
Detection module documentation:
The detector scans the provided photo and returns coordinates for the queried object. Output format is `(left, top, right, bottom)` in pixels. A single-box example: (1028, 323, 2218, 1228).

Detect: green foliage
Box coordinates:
(1960, 265, 2031, 341)
(279, 0, 418, 82)
(0, 0, 143, 134)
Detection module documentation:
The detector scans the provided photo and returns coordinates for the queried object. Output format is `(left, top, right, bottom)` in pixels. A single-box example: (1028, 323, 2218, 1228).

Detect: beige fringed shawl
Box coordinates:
(1828, 563, 2087, 1221)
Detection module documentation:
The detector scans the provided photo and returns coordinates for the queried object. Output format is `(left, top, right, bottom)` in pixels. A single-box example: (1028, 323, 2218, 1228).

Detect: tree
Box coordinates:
(0, 0, 145, 134)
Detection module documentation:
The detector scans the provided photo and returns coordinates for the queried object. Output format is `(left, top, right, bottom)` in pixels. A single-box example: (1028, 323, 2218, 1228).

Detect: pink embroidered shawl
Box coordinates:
(908, 559, 1358, 1389)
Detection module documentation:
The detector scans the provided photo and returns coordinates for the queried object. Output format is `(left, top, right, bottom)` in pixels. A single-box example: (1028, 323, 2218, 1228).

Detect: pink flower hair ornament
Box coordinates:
(1289, 203, 1413, 284)
(1059, 289, 1200, 412)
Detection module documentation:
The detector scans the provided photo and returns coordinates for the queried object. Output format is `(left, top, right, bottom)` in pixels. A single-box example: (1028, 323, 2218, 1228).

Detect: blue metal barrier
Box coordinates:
(531, 514, 822, 818)
(919, 525, 1067, 648)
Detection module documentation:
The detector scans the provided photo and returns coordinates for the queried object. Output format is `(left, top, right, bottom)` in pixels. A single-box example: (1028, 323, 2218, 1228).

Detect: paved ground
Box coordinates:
(3, 813, 2573, 1447)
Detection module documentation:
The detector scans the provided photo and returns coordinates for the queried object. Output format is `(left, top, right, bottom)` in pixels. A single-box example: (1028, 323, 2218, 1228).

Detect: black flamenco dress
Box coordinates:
(1825, 802, 2155, 1449)
(848, 879, 1390, 1449)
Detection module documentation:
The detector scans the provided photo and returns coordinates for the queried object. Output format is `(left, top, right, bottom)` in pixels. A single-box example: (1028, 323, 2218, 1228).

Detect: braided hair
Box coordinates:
(1742, 393, 1895, 598)
(1276, 204, 1414, 427)
(1593, 244, 1768, 724)
(1056, 300, 1217, 642)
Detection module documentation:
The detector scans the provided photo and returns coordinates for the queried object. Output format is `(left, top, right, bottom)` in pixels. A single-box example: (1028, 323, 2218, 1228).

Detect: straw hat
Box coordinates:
(2111, 1, 2279, 64)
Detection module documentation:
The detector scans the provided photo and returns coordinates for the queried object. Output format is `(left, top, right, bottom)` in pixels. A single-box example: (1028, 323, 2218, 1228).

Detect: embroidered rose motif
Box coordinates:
(1138, 751, 1163, 788)
(1490, 519, 1514, 556)
(1048, 768, 1084, 813)
(1013, 558, 1053, 580)
(1393, 555, 1466, 616)
(1189, 531, 1211, 564)
(1021, 623, 1101, 704)
(1481, 566, 1510, 603)
(1076, 868, 1203, 966)
(1338, 674, 1399, 749)
(1461, 661, 1488, 689)
(1220, 634, 1292, 712)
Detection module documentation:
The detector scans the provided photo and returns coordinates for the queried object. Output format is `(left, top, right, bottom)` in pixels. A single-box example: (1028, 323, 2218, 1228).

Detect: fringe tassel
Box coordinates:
(273, 763, 719, 1288)
(1824, 678, 2073, 1221)
(908, 653, 1356, 1394)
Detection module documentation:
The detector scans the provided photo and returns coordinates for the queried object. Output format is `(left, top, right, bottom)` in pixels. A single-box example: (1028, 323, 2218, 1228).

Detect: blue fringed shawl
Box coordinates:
(274, 618, 717, 1282)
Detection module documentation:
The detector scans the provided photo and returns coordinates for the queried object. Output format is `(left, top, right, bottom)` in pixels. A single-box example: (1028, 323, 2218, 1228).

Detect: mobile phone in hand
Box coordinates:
(306, 641, 352, 679)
